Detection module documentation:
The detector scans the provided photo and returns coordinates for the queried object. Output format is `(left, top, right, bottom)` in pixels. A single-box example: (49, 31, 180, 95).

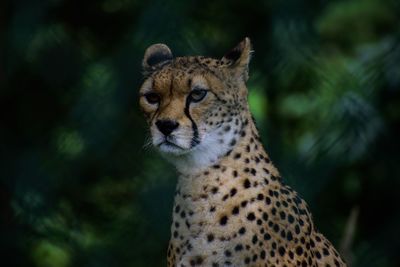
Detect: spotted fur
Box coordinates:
(139, 38, 346, 267)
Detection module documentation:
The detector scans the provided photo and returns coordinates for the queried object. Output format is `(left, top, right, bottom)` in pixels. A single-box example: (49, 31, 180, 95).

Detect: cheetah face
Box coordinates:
(139, 39, 252, 170)
(140, 71, 220, 155)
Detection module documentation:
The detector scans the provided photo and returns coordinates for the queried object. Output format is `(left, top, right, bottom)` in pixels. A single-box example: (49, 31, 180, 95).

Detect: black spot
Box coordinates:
(175, 205, 180, 213)
(287, 231, 293, 241)
(225, 149, 233, 157)
(280, 188, 290, 195)
(238, 227, 246, 235)
(295, 224, 301, 234)
(247, 212, 256, 221)
(207, 234, 214, 242)
(230, 188, 237, 196)
(270, 250, 275, 257)
(280, 230, 286, 238)
(271, 208, 277, 215)
(235, 244, 243, 251)
(243, 179, 251, 189)
(234, 153, 241, 159)
(278, 247, 286, 256)
(296, 246, 303, 256)
(220, 216, 228, 225)
(232, 206, 239, 215)
(263, 233, 271, 240)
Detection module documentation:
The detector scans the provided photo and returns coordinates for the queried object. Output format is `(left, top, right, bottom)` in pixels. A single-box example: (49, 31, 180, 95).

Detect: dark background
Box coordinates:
(1, 0, 400, 266)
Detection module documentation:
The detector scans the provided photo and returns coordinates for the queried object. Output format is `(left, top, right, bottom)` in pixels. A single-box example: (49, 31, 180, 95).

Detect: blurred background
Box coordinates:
(1, 0, 400, 266)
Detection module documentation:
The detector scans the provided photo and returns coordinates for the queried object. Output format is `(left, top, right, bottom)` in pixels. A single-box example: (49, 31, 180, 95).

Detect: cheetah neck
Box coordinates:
(173, 112, 281, 198)
(170, 112, 282, 248)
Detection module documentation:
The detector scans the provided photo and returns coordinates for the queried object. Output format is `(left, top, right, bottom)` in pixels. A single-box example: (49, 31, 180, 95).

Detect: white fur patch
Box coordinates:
(160, 121, 239, 174)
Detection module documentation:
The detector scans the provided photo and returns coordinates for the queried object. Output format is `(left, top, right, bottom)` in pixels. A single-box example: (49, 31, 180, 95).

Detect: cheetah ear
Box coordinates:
(222, 37, 252, 81)
(142, 44, 173, 74)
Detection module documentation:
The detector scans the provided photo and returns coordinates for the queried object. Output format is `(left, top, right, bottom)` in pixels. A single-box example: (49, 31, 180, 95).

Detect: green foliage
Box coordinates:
(1, 0, 400, 266)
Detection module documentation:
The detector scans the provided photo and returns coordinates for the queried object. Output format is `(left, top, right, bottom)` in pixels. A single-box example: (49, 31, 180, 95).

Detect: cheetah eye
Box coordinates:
(189, 89, 208, 103)
(144, 92, 161, 104)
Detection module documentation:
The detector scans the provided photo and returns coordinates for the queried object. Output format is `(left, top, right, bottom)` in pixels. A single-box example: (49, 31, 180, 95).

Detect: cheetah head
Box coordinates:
(139, 38, 252, 171)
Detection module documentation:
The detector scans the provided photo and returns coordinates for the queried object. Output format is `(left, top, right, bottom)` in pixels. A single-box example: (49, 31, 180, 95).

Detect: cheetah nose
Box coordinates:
(156, 119, 180, 136)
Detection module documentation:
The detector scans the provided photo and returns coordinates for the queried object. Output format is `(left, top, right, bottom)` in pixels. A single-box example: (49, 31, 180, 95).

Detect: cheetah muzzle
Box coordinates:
(139, 38, 347, 267)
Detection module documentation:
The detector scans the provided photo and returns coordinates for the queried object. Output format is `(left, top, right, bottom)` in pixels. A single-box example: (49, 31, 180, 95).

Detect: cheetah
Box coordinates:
(139, 38, 346, 267)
